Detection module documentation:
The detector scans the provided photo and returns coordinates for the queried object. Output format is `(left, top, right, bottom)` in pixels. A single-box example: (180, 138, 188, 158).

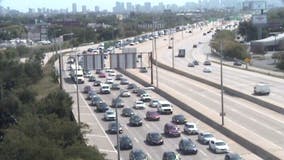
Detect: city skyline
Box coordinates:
(1, 0, 199, 12)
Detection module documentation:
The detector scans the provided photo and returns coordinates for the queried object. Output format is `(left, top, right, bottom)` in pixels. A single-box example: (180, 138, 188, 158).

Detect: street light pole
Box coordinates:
(75, 52, 81, 124)
(155, 37, 159, 88)
(115, 94, 121, 160)
(220, 41, 224, 126)
(172, 36, 175, 68)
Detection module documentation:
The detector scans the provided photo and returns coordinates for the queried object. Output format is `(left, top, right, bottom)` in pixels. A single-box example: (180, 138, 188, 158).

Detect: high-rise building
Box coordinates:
(126, 2, 134, 12)
(82, 5, 87, 13)
(144, 2, 151, 12)
(113, 1, 125, 13)
(72, 3, 77, 13)
(95, 6, 100, 12)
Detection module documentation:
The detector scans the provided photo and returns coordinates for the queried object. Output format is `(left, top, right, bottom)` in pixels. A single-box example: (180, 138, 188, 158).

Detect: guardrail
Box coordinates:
(117, 69, 281, 160)
(152, 60, 284, 115)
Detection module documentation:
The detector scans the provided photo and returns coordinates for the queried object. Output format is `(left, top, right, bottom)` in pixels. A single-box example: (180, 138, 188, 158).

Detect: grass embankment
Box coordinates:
(30, 55, 59, 100)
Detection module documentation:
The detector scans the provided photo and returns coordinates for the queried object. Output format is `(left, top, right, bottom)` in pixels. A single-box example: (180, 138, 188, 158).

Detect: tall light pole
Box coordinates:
(75, 52, 81, 124)
(220, 41, 225, 126)
(115, 93, 121, 160)
(172, 36, 175, 68)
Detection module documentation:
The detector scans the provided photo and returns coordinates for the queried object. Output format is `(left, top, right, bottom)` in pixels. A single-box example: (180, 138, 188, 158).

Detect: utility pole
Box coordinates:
(154, 37, 159, 88)
(115, 95, 121, 160)
(172, 36, 175, 68)
(150, 51, 153, 84)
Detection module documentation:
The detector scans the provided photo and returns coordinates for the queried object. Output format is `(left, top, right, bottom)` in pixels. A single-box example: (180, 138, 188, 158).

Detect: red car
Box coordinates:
(146, 111, 160, 121)
(99, 72, 106, 78)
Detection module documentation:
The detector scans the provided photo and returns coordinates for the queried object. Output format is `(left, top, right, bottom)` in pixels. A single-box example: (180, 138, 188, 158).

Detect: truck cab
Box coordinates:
(157, 100, 173, 114)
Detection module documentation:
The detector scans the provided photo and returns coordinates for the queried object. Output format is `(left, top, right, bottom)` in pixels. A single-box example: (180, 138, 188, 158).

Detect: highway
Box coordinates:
(132, 21, 284, 109)
(59, 55, 260, 160)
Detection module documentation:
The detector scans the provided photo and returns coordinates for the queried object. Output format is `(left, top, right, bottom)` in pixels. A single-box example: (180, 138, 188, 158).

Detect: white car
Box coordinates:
(133, 100, 145, 109)
(140, 93, 151, 102)
(100, 84, 111, 94)
(184, 122, 198, 135)
(149, 99, 159, 108)
(104, 109, 116, 121)
(209, 139, 229, 153)
(108, 70, 116, 76)
(203, 66, 212, 73)
(157, 100, 173, 114)
(120, 90, 131, 97)
(106, 77, 114, 84)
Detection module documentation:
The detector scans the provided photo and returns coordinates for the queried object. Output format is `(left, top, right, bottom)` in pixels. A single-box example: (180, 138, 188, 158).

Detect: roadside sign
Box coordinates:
(244, 58, 251, 63)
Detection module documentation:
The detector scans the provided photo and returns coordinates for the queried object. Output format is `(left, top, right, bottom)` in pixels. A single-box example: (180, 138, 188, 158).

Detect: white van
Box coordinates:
(254, 83, 270, 95)
(157, 100, 173, 114)
(100, 84, 110, 94)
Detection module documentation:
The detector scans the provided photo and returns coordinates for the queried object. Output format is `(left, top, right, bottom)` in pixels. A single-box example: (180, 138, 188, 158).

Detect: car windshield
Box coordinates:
(176, 115, 184, 119)
(186, 124, 194, 128)
(216, 142, 226, 146)
(151, 133, 161, 139)
(161, 104, 170, 107)
(204, 134, 213, 138)
(164, 152, 176, 159)
(134, 151, 146, 159)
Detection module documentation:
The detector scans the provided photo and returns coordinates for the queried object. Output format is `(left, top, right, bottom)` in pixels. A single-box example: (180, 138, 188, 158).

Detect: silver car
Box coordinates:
(198, 132, 215, 144)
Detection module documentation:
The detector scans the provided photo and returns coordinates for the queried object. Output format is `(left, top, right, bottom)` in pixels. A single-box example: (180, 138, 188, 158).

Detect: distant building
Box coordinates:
(82, 5, 87, 13)
(144, 2, 151, 12)
(72, 3, 77, 13)
(95, 6, 100, 12)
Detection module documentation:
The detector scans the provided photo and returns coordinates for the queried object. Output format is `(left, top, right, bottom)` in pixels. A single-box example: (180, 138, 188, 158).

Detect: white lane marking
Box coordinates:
(145, 124, 151, 129)
(73, 84, 117, 152)
(199, 149, 208, 157)
(86, 134, 109, 138)
(134, 137, 139, 143)
(99, 149, 117, 153)
(147, 152, 152, 160)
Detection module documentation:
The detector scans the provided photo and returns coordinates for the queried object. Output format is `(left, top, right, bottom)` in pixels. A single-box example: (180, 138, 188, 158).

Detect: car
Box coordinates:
(99, 72, 106, 78)
(115, 74, 123, 80)
(164, 123, 181, 137)
(187, 62, 195, 67)
(108, 70, 116, 76)
(129, 149, 148, 160)
(146, 111, 160, 121)
(192, 60, 199, 65)
(111, 98, 124, 108)
(233, 61, 242, 66)
(139, 67, 148, 73)
(178, 138, 198, 155)
(104, 109, 116, 121)
(127, 83, 137, 90)
(198, 132, 215, 144)
(84, 70, 92, 78)
(157, 100, 173, 114)
(93, 79, 102, 86)
(122, 108, 135, 117)
(203, 66, 212, 73)
(146, 132, 163, 145)
(254, 82, 270, 95)
(120, 135, 133, 150)
(120, 78, 129, 85)
(203, 60, 211, 65)
(140, 93, 151, 102)
(106, 77, 114, 84)
(96, 102, 109, 112)
(203, 33, 206, 36)
(87, 90, 97, 100)
(172, 115, 187, 124)
(83, 85, 92, 93)
(88, 75, 96, 82)
(111, 83, 120, 90)
(95, 69, 101, 74)
(162, 151, 181, 160)
(133, 100, 145, 109)
(149, 99, 159, 108)
(100, 84, 110, 94)
(129, 115, 143, 126)
(108, 122, 122, 134)
(136, 89, 146, 97)
(120, 90, 131, 97)
(209, 139, 229, 153)
(91, 96, 103, 106)
(184, 122, 198, 135)
(193, 44, 197, 48)
(225, 153, 243, 160)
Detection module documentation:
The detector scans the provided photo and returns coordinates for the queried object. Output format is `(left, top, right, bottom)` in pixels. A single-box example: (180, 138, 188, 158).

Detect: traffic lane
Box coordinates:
(133, 66, 284, 147)
(61, 74, 117, 160)
(156, 31, 284, 106)
(80, 73, 228, 160)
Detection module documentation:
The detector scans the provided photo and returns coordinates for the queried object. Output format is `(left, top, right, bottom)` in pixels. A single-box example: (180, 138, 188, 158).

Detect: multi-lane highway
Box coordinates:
(60, 56, 260, 159)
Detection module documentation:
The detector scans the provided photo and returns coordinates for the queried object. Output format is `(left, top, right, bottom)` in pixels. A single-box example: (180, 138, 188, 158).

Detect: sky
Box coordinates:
(1, 0, 198, 12)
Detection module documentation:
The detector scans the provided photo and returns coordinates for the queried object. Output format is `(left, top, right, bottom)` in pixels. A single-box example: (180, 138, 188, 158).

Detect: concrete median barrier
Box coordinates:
(117, 69, 281, 160)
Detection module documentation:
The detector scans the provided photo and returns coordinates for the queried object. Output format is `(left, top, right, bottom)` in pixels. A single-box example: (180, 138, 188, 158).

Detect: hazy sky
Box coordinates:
(1, 0, 198, 12)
